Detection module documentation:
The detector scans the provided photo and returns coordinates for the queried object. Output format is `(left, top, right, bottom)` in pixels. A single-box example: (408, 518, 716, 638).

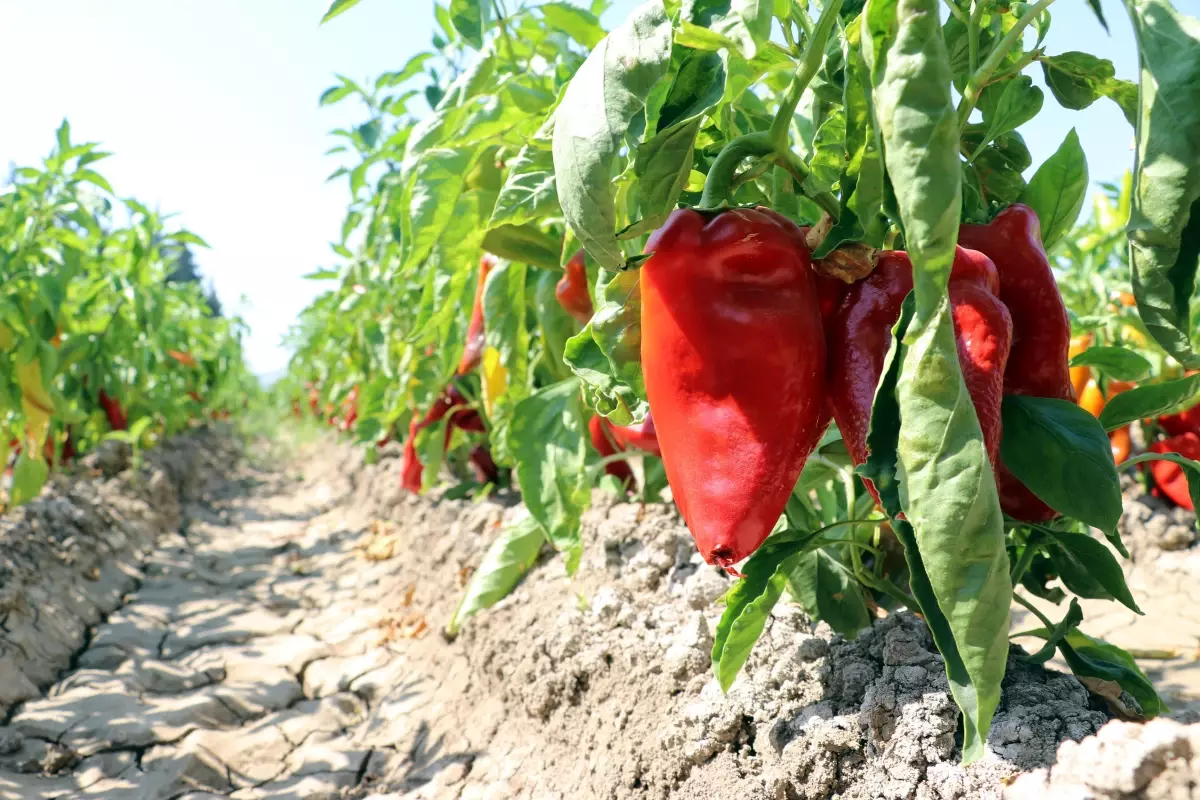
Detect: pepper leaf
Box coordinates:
(1000, 396, 1123, 537)
(677, 0, 774, 60)
(1022, 598, 1083, 665)
(975, 75, 1044, 155)
(1039, 52, 1137, 124)
(787, 548, 872, 638)
(712, 529, 824, 691)
(864, 0, 1011, 764)
(508, 378, 590, 575)
(1042, 530, 1140, 613)
(1123, 0, 1200, 369)
(489, 142, 559, 229)
(448, 0, 491, 48)
(1060, 631, 1164, 717)
(1068, 345, 1152, 381)
(552, 1, 672, 270)
(447, 516, 545, 635)
(320, 0, 364, 24)
(1020, 128, 1089, 251)
(1098, 373, 1200, 431)
(398, 147, 476, 272)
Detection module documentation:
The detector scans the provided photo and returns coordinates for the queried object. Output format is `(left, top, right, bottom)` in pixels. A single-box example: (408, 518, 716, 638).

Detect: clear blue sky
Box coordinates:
(0, 0, 1186, 376)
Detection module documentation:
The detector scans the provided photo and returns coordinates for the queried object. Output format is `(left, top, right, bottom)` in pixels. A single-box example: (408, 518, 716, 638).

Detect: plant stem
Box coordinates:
(768, 0, 844, 149)
(1013, 590, 1055, 629)
(942, 0, 968, 23)
(957, 0, 1057, 130)
(699, 132, 776, 209)
(1009, 531, 1042, 585)
(967, 0, 985, 75)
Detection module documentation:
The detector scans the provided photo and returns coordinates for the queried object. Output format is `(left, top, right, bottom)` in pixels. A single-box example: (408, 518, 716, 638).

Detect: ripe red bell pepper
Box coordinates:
(641, 207, 826, 574)
(588, 416, 636, 491)
(1159, 403, 1200, 438)
(959, 204, 1073, 522)
(98, 389, 128, 431)
(556, 249, 593, 325)
(606, 411, 661, 457)
(457, 254, 498, 375)
(825, 247, 1012, 503)
(1149, 432, 1200, 510)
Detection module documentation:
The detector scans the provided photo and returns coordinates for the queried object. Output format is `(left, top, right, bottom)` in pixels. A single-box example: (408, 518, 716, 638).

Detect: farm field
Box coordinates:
(4, 0, 1200, 797)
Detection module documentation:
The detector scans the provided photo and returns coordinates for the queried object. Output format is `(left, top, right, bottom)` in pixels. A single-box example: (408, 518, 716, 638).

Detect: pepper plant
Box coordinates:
(1, 122, 256, 508)
(290, 0, 1200, 761)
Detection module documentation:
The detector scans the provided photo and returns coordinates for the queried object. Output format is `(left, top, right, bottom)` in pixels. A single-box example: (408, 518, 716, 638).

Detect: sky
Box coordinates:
(0, 0, 1193, 377)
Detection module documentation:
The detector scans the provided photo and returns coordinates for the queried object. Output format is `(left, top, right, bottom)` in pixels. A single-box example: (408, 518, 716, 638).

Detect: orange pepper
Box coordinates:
(1079, 379, 1105, 418)
(1110, 425, 1132, 464)
(1068, 333, 1093, 400)
(1119, 291, 1136, 307)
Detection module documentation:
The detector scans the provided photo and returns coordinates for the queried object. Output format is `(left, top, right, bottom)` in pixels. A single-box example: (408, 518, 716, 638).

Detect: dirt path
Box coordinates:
(0, 447, 430, 799)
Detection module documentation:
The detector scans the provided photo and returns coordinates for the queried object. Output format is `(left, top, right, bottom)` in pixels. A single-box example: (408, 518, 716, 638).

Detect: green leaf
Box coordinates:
(481, 224, 562, 270)
(540, 2, 607, 48)
(563, 268, 649, 424)
(448, 0, 491, 48)
(1083, 0, 1109, 32)
(77, 170, 114, 195)
(804, 107, 847, 197)
(1020, 129, 1089, 250)
(1099, 373, 1200, 431)
(447, 516, 545, 635)
(787, 548, 872, 637)
(1043, 530, 1140, 613)
(1040, 52, 1135, 124)
(712, 529, 823, 691)
(865, 0, 1010, 763)
(975, 75, 1044, 154)
(376, 54, 434, 89)
(963, 129, 1032, 210)
(679, 0, 773, 60)
(534, 270, 579, 382)
(10, 452, 48, 507)
(398, 147, 475, 271)
(321, 0, 364, 24)
(483, 261, 533, 464)
(552, 1, 672, 270)
(1000, 396, 1123, 535)
(1060, 631, 1164, 717)
(1023, 598, 1083, 665)
(1124, 0, 1200, 369)
(490, 144, 559, 229)
(1069, 345, 1153, 381)
(508, 379, 590, 574)
(319, 76, 359, 106)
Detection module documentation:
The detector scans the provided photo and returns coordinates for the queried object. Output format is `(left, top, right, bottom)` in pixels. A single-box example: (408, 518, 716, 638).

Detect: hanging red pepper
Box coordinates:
(555, 249, 593, 325)
(825, 247, 1012, 503)
(400, 385, 486, 494)
(400, 418, 424, 493)
(959, 204, 1073, 522)
(641, 207, 826, 574)
(339, 386, 359, 433)
(1149, 433, 1200, 510)
(1159, 402, 1200, 438)
(588, 416, 636, 491)
(98, 389, 128, 431)
(468, 445, 500, 484)
(308, 385, 320, 416)
(457, 254, 498, 375)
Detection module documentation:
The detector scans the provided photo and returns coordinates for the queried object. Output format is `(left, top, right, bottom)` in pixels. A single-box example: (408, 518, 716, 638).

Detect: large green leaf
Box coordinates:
(788, 548, 872, 637)
(1098, 373, 1200, 431)
(552, 1, 672, 270)
(999, 396, 1123, 537)
(1019, 129, 1089, 251)
(489, 143, 559, 229)
(864, 0, 1010, 765)
(1069, 345, 1152, 381)
(1123, 0, 1200, 369)
(1039, 51, 1137, 124)
(398, 147, 476, 271)
(447, 516, 545, 635)
(508, 379, 590, 574)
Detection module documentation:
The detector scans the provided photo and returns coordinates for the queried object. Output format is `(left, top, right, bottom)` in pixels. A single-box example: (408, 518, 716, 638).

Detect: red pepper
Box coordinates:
(588, 416, 636, 491)
(959, 204, 1073, 522)
(457, 254, 498, 375)
(1159, 403, 1200, 438)
(605, 411, 662, 457)
(400, 418, 424, 493)
(1149, 432, 1200, 510)
(468, 445, 500, 484)
(98, 389, 128, 431)
(340, 386, 359, 432)
(401, 385, 485, 494)
(308, 386, 320, 415)
(641, 207, 826, 574)
(555, 249, 593, 325)
(825, 248, 1012, 503)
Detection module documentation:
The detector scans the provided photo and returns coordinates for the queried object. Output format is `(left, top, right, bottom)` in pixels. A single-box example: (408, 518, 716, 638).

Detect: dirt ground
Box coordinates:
(0, 431, 1197, 799)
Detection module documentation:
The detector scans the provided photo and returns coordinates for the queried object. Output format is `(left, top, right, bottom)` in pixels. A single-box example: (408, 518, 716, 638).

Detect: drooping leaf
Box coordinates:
(1042, 530, 1140, 613)
(999, 396, 1123, 536)
(1020, 129, 1089, 250)
(1124, 0, 1200, 369)
(1040, 52, 1136, 124)
(508, 379, 590, 574)
(1060, 631, 1164, 717)
(552, 1, 672, 270)
(787, 548, 872, 637)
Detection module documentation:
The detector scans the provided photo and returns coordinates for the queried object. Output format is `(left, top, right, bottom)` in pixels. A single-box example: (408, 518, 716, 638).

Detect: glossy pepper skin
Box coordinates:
(98, 389, 128, 432)
(1159, 403, 1200, 438)
(825, 247, 1012, 500)
(457, 254, 498, 375)
(959, 204, 1073, 522)
(588, 416, 636, 490)
(556, 250, 594, 325)
(1149, 432, 1200, 510)
(641, 207, 826, 574)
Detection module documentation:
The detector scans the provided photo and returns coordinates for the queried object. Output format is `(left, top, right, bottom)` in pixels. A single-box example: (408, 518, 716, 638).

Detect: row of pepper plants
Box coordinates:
(285, 0, 1200, 761)
(1, 122, 256, 508)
